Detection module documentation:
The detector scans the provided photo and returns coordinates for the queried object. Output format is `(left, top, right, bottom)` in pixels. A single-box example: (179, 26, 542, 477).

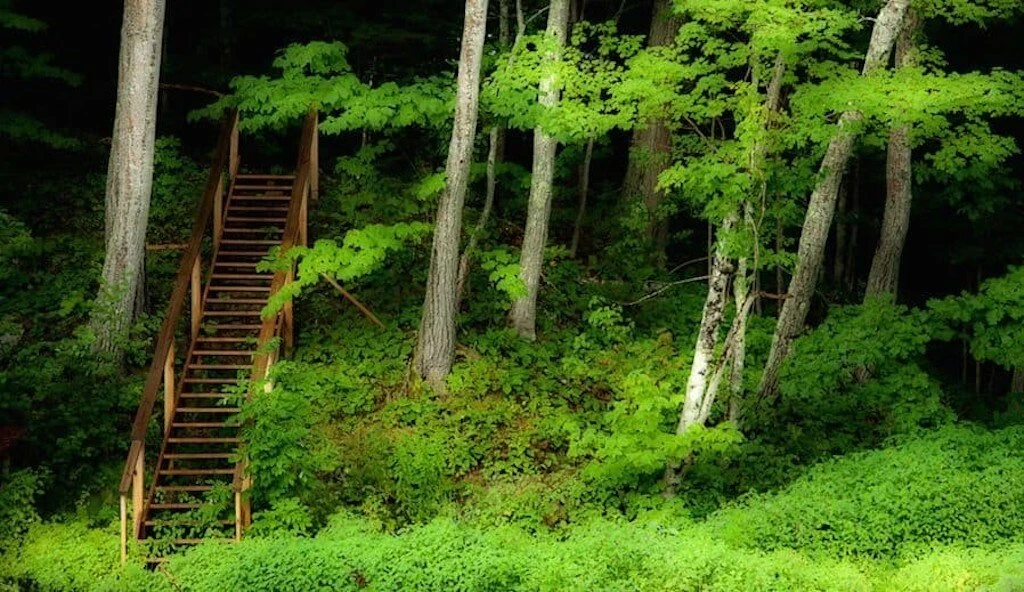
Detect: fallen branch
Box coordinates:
(320, 274, 384, 328)
(159, 83, 224, 98)
(621, 275, 710, 307)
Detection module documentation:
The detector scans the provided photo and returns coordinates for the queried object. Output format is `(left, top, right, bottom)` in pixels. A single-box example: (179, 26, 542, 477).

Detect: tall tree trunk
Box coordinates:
(455, 0, 511, 304)
(833, 177, 848, 285)
(1012, 368, 1024, 393)
(416, 0, 490, 389)
(757, 0, 912, 402)
(844, 164, 859, 290)
(508, 0, 570, 340)
(620, 0, 681, 258)
(865, 11, 919, 299)
(569, 138, 594, 258)
(92, 0, 167, 357)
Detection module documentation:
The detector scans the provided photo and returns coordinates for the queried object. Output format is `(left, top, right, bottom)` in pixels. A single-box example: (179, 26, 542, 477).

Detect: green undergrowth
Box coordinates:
(5, 425, 1024, 591)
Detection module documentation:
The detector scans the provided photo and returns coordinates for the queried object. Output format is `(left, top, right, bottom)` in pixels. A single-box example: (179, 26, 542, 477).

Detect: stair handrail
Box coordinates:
(231, 106, 317, 535)
(118, 108, 239, 561)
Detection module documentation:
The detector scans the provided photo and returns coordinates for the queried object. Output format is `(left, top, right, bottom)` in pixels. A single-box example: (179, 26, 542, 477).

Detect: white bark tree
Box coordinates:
(508, 0, 571, 340)
(757, 0, 913, 402)
(676, 54, 786, 436)
(416, 0, 490, 389)
(92, 0, 167, 357)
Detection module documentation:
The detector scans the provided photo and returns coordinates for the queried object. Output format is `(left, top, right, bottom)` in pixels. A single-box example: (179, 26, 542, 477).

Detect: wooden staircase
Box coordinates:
(118, 109, 318, 562)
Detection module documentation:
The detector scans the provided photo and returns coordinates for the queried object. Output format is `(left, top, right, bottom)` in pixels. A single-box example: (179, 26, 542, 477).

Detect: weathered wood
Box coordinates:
(163, 342, 174, 433)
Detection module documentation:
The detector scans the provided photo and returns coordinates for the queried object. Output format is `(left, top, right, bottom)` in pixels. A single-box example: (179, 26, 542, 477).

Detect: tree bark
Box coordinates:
(92, 0, 166, 357)
(508, 0, 570, 340)
(416, 0, 490, 389)
(1012, 368, 1024, 393)
(620, 0, 681, 257)
(569, 137, 594, 258)
(865, 11, 919, 299)
(455, 0, 512, 304)
(757, 0, 912, 402)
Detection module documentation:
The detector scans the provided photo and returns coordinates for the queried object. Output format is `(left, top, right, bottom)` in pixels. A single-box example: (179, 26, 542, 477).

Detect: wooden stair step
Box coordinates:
(171, 422, 239, 429)
(196, 336, 255, 343)
(231, 195, 291, 201)
(208, 285, 271, 292)
(205, 298, 267, 304)
(236, 174, 295, 180)
(161, 457, 237, 469)
(178, 393, 233, 400)
(229, 206, 289, 212)
(210, 273, 272, 279)
(207, 324, 263, 330)
(233, 184, 293, 190)
(183, 377, 242, 384)
(220, 239, 281, 245)
(169, 538, 233, 545)
(226, 217, 288, 223)
(223, 227, 284, 233)
(155, 485, 214, 492)
(204, 310, 263, 316)
(150, 502, 204, 509)
(165, 436, 241, 443)
(186, 365, 250, 372)
(214, 261, 260, 268)
(146, 520, 234, 526)
(216, 251, 273, 257)
(164, 452, 235, 459)
(176, 408, 241, 414)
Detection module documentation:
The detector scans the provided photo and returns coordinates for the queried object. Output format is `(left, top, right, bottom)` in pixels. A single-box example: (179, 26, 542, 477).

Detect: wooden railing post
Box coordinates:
(132, 446, 144, 539)
(214, 174, 224, 251)
(163, 342, 175, 434)
(120, 494, 128, 563)
(191, 256, 202, 341)
(283, 269, 295, 358)
(229, 111, 240, 177)
(310, 110, 319, 202)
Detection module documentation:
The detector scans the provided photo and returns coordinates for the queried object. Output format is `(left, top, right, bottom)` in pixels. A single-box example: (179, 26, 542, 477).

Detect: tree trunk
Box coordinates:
(92, 0, 167, 358)
(456, 125, 501, 304)
(844, 164, 859, 291)
(508, 0, 570, 340)
(833, 177, 848, 285)
(416, 0, 490, 389)
(675, 54, 786, 438)
(620, 0, 681, 257)
(1012, 368, 1024, 393)
(677, 214, 736, 432)
(757, 0, 912, 402)
(865, 11, 919, 299)
(569, 137, 594, 258)
(455, 0, 512, 304)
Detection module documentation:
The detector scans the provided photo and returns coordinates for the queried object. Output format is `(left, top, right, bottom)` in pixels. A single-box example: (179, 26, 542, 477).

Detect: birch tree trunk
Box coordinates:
(92, 0, 166, 357)
(757, 0, 912, 402)
(416, 0, 490, 389)
(865, 11, 919, 299)
(508, 0, 570, 340)
(675, 54, 786, 437)
(621, 0, 681, 256)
